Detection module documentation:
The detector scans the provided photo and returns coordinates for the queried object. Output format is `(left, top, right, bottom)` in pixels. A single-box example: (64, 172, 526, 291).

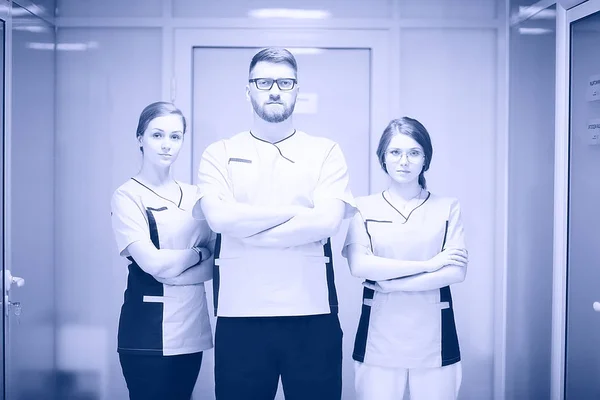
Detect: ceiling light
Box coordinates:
(249, 8, 331, 19)
(518, 27, 553, 35)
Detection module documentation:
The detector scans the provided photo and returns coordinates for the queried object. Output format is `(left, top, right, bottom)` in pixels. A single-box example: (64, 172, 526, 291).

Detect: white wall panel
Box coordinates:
(56, 27, 163, 400)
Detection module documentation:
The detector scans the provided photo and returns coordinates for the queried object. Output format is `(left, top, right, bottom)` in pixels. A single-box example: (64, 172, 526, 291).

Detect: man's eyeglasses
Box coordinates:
(386, 149, 425, 164)
(249, 78, 297, 91)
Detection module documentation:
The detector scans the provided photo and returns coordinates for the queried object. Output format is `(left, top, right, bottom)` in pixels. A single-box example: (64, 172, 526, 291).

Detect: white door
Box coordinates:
(174, 29, 391, 400)
(554, 1, 600, 398)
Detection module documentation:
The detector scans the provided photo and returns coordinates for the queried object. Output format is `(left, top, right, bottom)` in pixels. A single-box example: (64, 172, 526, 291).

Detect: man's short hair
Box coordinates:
(249, 47, 298, 77)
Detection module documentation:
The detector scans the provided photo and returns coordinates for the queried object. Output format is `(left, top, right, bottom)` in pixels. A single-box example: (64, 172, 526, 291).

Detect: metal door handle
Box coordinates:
(4, 270, 24, 291)
(11, 276, 24, 287)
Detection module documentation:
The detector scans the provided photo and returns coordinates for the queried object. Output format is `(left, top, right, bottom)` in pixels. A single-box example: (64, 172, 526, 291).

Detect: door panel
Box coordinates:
(8, 4, 57, 400)
(191, 47, 370, 400)
(565, 8, 600, 399)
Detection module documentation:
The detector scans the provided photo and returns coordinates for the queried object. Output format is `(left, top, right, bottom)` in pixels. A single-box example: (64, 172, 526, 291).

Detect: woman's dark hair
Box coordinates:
(376, 117, 433, 189)
(136, 101, 186, 153)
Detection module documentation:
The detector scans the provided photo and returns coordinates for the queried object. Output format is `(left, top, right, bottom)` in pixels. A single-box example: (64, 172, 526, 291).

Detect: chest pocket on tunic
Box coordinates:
(364, 219, 394, 256)
(228, 157, 262, 204)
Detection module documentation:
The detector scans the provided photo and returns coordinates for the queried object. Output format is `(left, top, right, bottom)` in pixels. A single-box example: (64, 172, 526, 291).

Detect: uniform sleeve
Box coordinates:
(196, 219, 217, 247)
(313, 143, 357, 219)
(110, 189, 150, 257)
(443, 198, 466, 251)
(193, 141, 234, 220)
(209, 229, 218, 243)
(341, 210, 372, 259)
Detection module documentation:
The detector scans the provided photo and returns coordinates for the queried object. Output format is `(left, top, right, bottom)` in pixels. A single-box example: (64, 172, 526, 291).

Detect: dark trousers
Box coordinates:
(119, 351, 203, 400)
(214, 313, 343, 400)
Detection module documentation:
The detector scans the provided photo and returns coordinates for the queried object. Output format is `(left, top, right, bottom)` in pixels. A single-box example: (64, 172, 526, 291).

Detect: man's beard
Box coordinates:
(251, 97, 296, 123)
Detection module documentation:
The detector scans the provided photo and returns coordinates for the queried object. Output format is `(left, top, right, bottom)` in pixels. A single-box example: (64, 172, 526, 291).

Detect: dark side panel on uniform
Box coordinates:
(212, 236, 338, 316)
(118, 209, 165, 354)
(353, 286, 375, 362)
(440, 219, 460, 365)
(213, 233, 222, 316)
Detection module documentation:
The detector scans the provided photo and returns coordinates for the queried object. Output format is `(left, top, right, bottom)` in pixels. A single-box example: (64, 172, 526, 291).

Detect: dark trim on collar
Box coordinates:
(248, 130, 296, 163)
(130, 178, 184, 209)
(249, 129, 297, 144)
(381, 190, 431, 224)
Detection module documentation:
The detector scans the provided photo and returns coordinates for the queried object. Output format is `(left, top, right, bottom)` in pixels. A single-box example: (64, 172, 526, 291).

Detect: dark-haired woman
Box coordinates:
(110, 102, 215, 400)
(343, 117, 468, 400)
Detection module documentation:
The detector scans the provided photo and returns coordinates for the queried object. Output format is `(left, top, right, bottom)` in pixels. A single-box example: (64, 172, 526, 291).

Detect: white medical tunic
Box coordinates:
(111, 179, 214, 356)
(343, 192, 465, 369)
(195, 130, 356, 317)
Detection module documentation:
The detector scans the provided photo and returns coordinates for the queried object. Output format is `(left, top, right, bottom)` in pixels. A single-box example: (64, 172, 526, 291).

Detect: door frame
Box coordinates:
(552, 1, 600, 398)
(0, 1, 10, 398)
(171, 28, 392, 193)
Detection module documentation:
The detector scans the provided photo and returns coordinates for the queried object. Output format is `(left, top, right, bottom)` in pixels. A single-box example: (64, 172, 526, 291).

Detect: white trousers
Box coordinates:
(354, 361, 462, 400)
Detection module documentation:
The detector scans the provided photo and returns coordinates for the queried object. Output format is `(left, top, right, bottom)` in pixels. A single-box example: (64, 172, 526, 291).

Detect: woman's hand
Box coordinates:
(198, 247, 212, 262)
(424, 248, 468, 272)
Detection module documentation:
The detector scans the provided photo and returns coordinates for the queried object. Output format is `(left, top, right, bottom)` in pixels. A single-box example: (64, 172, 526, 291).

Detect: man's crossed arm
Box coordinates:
(199, 194, 346, 248)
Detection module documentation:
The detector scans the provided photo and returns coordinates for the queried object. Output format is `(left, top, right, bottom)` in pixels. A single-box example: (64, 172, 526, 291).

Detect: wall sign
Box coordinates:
(587, 119, 600, 145)
(587, 74, 600, 102)
(294, 93, 319, 114)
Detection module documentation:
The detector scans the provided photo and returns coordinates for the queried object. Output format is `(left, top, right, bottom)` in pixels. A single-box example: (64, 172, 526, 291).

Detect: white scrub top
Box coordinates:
(111, 178, 214, 356)
(195, 130, 356, 317)
(343, 192, 466, 369)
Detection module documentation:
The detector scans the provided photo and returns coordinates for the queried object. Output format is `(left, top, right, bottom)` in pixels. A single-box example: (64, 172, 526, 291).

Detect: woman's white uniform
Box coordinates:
(111, 178, 214, 356)
(342, 192, 465, 400)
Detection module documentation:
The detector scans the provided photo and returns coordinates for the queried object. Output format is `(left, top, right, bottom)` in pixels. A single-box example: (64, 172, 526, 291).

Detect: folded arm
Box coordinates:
(154, 241, 215, 285)
(198, 194, 300, 238)
(155, 256, 213, 286)
(241, 198, 346, 248)
(367, 264, 467, 293)
(126, 241, 201, 279)
(345, 243, 431, 280)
